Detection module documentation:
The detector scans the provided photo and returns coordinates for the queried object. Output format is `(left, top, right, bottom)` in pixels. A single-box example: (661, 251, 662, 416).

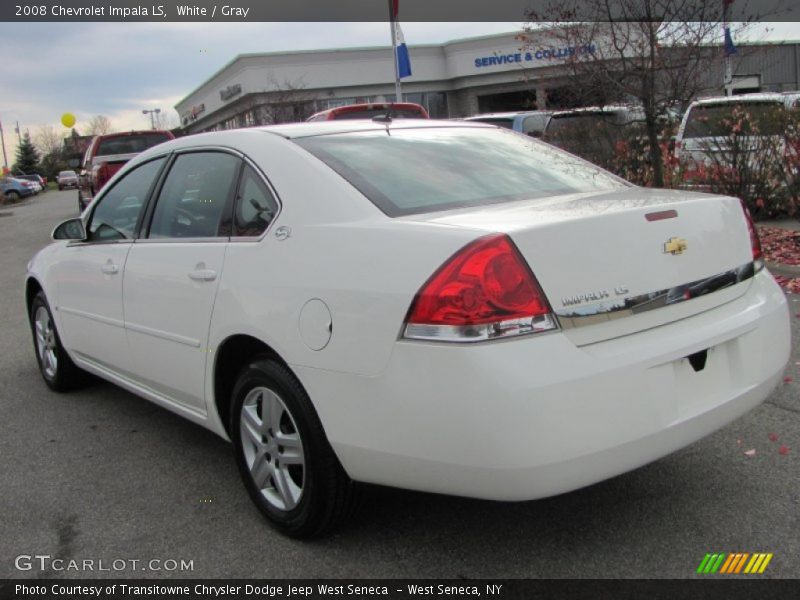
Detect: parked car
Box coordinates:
(306, 102, 429, 121)
(27, 121, 789, 537)
(78, 129, 174, 212)
(1, 176, 35, 201)
(56, 170, 79, 190)
(15, 173, 46, 192)
(674, 92, 799, 175)
(463, 110, 552, 137)
(542, 105, 647, 167)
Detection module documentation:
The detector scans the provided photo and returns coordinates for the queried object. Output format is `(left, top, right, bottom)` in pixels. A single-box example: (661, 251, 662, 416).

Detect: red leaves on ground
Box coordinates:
(769, 433, 780, 442)
(779, 445, 790, 455)
(774, 275, 800, 293)
(758, 226, 800, 266)
(784, 376, 793, 384)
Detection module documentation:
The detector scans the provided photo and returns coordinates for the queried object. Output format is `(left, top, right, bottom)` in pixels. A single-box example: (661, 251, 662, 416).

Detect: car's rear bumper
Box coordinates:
(294, 270, 789, 501)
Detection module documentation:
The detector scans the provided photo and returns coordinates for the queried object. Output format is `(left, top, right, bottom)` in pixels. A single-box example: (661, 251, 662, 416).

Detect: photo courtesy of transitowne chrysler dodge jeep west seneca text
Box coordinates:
(25, 120, 790, 537)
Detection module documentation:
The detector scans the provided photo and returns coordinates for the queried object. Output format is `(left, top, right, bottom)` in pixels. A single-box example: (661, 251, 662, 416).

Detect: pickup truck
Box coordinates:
(78, 130, 174, 212)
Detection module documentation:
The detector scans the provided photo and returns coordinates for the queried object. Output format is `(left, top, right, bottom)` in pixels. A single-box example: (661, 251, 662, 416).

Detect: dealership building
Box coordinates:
(175, 29, 800, 134)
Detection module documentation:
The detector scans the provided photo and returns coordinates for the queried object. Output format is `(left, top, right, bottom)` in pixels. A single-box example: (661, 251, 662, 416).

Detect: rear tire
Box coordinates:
(29, 291, 89, 392)
(230, 356, 359, 538)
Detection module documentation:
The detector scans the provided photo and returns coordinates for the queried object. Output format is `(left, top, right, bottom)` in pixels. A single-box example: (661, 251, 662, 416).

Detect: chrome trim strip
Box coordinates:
(124, 321, 202, 348)
(59, 306, 125, 329)
(555, 261, 760, 329)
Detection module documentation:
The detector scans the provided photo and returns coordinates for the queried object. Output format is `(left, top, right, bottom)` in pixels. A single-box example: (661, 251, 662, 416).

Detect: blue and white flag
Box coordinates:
(724, 26, 737, 57)
(392, 0, 412, 79)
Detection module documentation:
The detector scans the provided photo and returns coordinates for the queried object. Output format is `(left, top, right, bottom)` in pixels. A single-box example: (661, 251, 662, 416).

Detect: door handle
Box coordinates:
(188, 269, 217, 282)
(101, 263, 119, 275)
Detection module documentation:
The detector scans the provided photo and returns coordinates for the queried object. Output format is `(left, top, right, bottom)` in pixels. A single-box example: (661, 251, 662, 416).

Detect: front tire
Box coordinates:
(230, 357, 359, 538)
(30, 291, 88, 392)
(5, 190, 20, 201)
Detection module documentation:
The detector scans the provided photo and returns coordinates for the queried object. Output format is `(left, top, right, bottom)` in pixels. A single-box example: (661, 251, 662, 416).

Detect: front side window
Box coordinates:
(233, 165, 278, 237)
(87, 158, 165, 242)
(148, 152, 240, 239)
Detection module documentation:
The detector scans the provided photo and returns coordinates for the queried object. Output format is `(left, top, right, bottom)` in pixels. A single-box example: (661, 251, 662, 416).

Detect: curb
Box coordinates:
(766, 262, 800, 278)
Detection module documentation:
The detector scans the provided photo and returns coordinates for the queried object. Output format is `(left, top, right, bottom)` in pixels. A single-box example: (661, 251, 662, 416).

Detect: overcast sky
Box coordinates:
(0, 21, 798, 160)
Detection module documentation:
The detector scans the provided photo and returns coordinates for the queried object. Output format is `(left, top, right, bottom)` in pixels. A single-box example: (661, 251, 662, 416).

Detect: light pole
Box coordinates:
(142, 108, 161, 129)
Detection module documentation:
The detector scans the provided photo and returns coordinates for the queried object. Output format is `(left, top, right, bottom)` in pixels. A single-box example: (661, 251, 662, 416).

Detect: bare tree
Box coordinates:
(521, 1, 760, 186)
(156, 111, 180, 131)
(255, 76, 319, 125)
(34, 125, 63, 157)
(86, 114, 113, 136)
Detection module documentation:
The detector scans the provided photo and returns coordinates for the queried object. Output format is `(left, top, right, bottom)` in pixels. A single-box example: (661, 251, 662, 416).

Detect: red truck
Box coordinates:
(78, 130, 174, 212)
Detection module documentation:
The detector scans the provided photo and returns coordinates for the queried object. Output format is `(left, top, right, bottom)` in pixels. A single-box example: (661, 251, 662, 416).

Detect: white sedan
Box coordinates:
(25, 120, 789, 537)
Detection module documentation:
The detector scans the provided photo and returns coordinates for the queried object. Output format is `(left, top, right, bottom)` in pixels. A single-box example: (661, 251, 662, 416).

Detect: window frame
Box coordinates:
(229, 157, 283, 242)
(78, 155, 169, 246)
(137, 147, 244, 244)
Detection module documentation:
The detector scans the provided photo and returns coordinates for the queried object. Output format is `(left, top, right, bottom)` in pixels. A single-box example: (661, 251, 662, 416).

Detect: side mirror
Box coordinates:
(52, 218, 87, 241)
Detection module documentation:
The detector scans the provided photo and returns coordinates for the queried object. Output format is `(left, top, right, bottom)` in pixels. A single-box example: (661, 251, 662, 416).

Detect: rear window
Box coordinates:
(683, 102, 785, 138)
(331, 108, 425, 120)
(296, 127, 625, 217)
(468, 117, 515, 129)
(96, 133, 171, 156)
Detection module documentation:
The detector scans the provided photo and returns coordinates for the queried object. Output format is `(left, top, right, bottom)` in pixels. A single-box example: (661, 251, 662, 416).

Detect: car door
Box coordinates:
(122, 150, 241, 414)
(54, 157, 166, 375)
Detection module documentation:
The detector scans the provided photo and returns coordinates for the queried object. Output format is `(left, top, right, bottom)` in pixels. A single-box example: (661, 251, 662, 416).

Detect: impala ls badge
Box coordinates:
(664, 237, 688, 255)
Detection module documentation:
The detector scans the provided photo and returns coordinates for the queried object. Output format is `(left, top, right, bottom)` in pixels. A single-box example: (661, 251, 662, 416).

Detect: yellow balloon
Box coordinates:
(61, 113, 76, 128)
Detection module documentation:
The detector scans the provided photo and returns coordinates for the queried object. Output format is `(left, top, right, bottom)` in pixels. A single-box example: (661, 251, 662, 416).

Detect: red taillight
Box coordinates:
(740, 199, 763, 267)
(404, 234, 556, 342)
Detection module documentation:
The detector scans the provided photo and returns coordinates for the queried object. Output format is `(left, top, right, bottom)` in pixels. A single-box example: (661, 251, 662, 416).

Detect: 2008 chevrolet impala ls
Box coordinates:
(25, 120, 789, 537)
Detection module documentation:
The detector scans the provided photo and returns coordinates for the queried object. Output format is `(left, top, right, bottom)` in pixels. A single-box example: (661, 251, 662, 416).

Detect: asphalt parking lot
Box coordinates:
(0, 190, 798, 579)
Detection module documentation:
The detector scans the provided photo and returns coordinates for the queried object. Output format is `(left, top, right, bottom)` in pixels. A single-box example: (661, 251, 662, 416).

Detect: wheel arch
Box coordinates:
(25, 276, 44, 316)
(213, 333, 300, 436)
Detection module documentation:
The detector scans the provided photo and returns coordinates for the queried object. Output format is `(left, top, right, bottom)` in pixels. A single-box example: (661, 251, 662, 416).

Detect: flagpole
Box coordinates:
(723, 0, 732, 95)
(0, 118, 8, 169)
(388, 0, 402, 102)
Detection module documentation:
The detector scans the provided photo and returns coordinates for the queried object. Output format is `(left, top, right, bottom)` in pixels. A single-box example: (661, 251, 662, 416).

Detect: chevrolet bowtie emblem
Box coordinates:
(664, 237, 688, 255)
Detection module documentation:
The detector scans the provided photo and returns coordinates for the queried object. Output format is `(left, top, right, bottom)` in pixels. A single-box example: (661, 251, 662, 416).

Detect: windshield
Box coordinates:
(296, 127, 625, 217)
(683, 102, 785, 138)
(59, 171, 77, 177)
(95, 133, 172, 156)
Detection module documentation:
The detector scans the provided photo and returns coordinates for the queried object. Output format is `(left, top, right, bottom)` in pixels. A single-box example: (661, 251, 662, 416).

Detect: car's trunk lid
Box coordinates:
(407, 187, 755, 346)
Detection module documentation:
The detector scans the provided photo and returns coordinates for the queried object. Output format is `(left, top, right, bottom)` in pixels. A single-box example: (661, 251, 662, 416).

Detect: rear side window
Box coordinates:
(96, 133, 172, 156)
(233, 165, 279, 237)
(683, 102, 785, 138)
(88, 158, 165, 241)
(296, 127, 625, 217)
(148, 152, 240, 239)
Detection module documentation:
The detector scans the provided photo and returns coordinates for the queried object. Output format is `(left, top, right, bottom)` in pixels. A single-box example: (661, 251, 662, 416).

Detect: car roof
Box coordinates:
(690, 93, 786, 107)
(464, 111, 550, 120)
(550, 105, 642, 117)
